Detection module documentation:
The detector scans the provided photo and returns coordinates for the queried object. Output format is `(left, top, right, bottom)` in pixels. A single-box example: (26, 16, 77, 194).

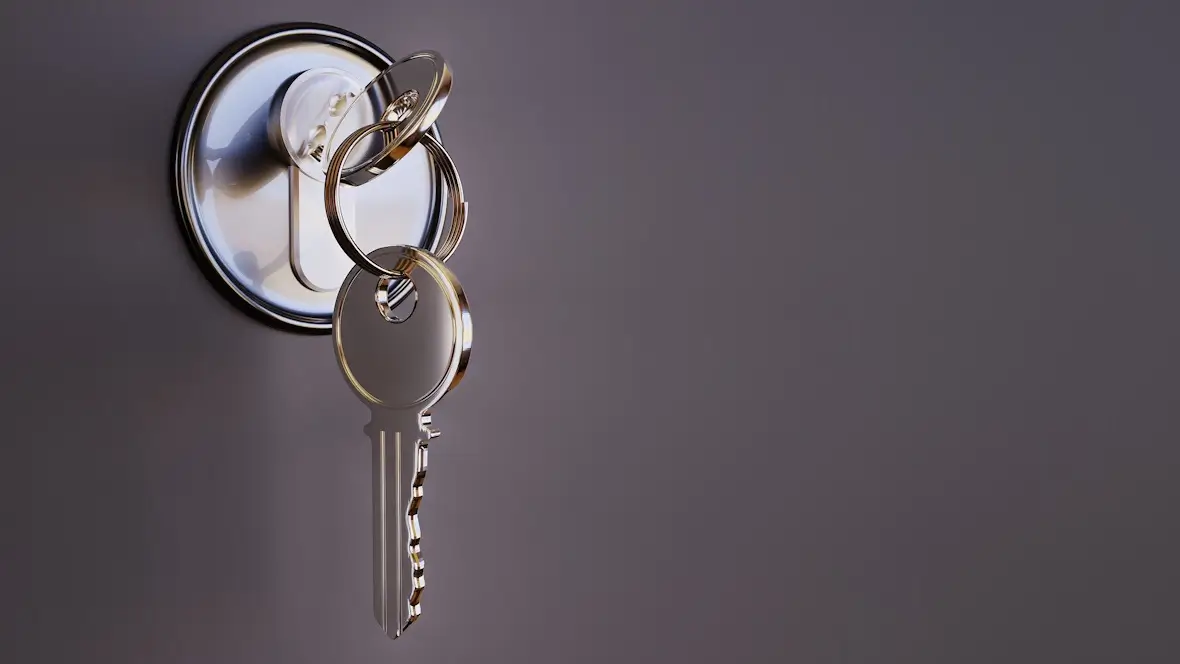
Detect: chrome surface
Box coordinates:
(324, 51, 452, 187)
(274, 69, 364, 292)
(333, 245, 472, 639)
(269, 67, 363, 182)
(288, 162, 358, 292)
(326, 122, 467, 277)
(173, 24, 445, 331)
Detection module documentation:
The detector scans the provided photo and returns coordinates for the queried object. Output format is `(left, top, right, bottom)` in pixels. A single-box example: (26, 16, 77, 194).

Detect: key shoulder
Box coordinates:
(365, 406, 430, 442)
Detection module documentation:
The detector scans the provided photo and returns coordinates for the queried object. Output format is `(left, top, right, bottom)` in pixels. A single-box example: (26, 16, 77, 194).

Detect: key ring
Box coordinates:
(326, 50, 452, 188)
(325, 121, 467, 277)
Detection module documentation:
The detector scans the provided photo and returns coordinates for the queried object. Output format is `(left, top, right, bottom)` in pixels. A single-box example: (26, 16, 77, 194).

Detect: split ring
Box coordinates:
(325, 121, 467, 277)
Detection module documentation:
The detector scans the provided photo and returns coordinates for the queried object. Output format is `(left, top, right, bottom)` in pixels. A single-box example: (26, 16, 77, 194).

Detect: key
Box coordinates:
(333, 244, 472, 639)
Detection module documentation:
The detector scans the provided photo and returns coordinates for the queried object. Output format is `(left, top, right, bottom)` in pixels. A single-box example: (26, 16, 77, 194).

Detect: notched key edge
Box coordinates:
(369, 416, 431, 640)
(406, 438, 427, 622)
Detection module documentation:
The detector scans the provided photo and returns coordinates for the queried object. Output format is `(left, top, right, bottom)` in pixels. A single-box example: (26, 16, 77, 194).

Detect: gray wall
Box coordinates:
(2, 1, 1179, 662)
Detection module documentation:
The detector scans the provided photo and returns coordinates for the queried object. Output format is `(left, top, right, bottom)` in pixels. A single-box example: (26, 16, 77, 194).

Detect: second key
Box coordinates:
(332, 244, 473, 639)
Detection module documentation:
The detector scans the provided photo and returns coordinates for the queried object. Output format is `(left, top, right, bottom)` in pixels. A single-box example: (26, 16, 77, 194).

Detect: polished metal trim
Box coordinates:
(172, 23, 446, 332)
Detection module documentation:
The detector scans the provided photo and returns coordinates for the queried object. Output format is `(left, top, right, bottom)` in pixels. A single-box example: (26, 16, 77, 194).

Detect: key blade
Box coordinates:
(367, 410, 429, 639)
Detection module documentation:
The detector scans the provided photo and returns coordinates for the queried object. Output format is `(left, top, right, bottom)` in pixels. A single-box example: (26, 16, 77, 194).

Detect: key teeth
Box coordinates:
(367, 411, 436, 640)
(404, 439, 428, 632)
(421, 410, 440, 439)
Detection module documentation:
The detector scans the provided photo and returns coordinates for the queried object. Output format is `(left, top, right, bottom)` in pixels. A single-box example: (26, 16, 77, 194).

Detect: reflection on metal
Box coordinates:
(333, 246, 471, 639)
(172, 23, 447, 331)
(327, 124, 467, 278)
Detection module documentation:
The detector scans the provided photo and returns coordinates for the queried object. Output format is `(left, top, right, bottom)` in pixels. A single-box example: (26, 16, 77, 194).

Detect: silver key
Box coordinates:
(333, 245, 472, 639)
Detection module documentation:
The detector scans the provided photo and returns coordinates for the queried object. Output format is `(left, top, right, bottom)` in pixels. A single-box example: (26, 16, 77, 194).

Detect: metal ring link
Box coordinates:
(325, 121, 467, 277)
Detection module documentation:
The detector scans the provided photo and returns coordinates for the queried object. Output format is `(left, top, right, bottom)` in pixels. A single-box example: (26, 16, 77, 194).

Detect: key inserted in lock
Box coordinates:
(271, 68, 430, 293)
(270, 68, 365, 292)
(174, 25, 451, 331)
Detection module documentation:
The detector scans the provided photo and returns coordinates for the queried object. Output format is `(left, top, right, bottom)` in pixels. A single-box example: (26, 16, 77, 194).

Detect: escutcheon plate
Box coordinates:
(173, 23, 446, 332)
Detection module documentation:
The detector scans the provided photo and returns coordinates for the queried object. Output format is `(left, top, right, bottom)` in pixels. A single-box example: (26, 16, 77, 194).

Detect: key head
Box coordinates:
(333, 245, 471, 414)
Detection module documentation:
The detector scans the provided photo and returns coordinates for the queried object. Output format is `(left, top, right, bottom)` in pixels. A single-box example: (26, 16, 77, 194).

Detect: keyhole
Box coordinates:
(376, 275, 417, 323)
(302, 124, 327, 160)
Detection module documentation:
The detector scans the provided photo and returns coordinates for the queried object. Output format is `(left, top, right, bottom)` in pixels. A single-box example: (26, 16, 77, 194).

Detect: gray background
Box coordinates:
(1, 1, 1178, 662)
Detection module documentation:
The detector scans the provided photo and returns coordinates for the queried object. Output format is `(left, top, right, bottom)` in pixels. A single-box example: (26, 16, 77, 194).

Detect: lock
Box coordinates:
(173, 23, 460, 332)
